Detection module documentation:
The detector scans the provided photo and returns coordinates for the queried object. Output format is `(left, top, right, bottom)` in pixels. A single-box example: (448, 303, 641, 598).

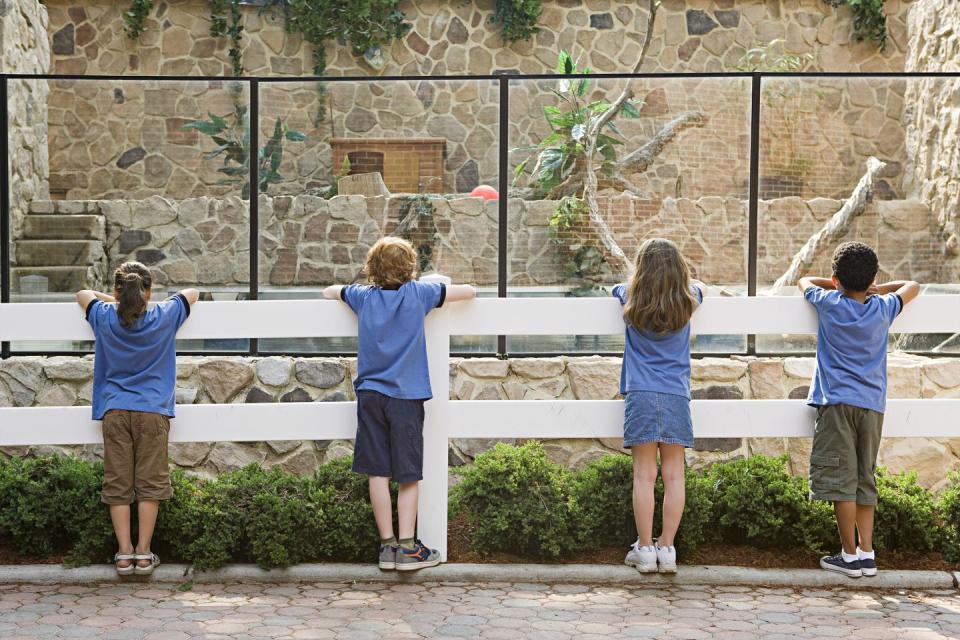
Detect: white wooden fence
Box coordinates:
(2, 295, 960, 558)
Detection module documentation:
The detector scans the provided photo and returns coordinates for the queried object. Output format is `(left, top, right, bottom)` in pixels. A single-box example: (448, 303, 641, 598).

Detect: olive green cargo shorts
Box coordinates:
(809, 403, 884, 505)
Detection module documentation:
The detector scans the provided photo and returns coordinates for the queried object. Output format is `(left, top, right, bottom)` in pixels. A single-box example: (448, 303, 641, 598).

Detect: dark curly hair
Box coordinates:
(831, 241, 878, 292)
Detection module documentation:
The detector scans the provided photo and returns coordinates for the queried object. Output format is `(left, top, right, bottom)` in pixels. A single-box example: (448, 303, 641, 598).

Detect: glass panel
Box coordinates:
(506, 75, 751, 354)
(9, 79, 250, 353)
(757, 76, 960, 354)
(256, 79, 500, 354)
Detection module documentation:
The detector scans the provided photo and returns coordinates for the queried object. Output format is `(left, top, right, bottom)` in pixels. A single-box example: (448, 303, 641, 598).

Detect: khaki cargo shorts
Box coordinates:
(809, 403, 884, 505)
(101, 410, 172, 505)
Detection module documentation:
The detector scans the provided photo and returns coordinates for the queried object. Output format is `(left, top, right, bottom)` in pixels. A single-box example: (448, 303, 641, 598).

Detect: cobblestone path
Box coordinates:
(1, 581, 959, 639)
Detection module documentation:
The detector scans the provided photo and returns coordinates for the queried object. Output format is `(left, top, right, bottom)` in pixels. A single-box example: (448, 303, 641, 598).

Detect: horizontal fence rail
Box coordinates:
(1, 297, 959, 557)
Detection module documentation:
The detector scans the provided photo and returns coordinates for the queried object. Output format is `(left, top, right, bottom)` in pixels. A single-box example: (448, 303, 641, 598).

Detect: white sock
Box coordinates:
(857, 547, 875, 560)
(841, 550, 859, 563)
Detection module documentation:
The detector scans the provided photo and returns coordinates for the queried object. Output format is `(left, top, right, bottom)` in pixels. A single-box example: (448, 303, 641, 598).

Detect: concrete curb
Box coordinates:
(0, 563, 956, 589)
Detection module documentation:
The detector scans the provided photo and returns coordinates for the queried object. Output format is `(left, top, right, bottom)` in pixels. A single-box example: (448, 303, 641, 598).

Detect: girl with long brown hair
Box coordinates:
(77, 262, 199, 575)
(613, 238, 706, 574)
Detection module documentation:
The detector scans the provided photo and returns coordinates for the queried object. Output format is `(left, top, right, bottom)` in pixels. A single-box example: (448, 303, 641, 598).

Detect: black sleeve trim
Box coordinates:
(437, 283, 447, 308)
(174, 293, 191, 318)
(84, 299, 98, 321)
(340, 287, 348, 302)
(894, 293, 904, 316)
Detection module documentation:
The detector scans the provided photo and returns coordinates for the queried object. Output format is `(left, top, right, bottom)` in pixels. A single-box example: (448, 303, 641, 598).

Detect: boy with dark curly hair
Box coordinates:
(324, 237, 475, 571)
(799, 241, 919, 578)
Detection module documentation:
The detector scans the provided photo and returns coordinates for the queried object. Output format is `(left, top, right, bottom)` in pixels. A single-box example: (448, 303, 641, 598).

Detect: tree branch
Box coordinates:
(617, 111, 708, 174)
(771, 156, 887, 291)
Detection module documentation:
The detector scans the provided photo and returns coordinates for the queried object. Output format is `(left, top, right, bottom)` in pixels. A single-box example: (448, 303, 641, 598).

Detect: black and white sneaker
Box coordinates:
(859, 555, 877, 577)
(820, 553, 862, 578)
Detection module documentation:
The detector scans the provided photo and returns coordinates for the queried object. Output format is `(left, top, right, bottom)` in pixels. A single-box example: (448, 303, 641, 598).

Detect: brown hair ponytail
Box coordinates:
(623, 238, 697, 334)
(114, 261, 152, 328)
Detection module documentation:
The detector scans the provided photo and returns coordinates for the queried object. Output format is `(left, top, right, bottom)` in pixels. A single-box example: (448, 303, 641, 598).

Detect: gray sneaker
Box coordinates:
(378, 543, 397, 570)
(395, 540, 441, 571)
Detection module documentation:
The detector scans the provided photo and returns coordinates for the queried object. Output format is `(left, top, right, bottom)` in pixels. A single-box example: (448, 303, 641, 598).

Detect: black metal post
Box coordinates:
(746, 73, 762, 355)
(1, 77, 10, 359)
(248, 79, 259, 356)
(497, 76, 508, 358)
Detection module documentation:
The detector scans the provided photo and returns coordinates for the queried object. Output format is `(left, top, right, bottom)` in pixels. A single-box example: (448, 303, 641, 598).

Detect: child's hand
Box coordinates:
(866, 283, 880, 297)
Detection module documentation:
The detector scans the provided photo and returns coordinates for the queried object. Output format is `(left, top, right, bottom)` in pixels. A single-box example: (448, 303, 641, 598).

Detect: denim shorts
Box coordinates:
(623, 391, 694, 448)
(352, 390, 426, 483)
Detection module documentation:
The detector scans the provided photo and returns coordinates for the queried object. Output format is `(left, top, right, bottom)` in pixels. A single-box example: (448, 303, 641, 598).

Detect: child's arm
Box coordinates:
(444, 284, 476, 303)
(874, 280, 920, 306)
(177, 288, 200, 307)
(797, 277, 834, 293)
(75, 290, 114, 309)
(691, 279, 707, 303)
(323, 285, 344, 301)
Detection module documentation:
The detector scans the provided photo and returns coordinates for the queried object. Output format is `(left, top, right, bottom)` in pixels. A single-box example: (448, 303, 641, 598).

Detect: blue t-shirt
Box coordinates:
(612, 284, 702, 399)
(86, 294, 190, 420)
(342, 280, 446, 400)
(804, 286, 902, 414)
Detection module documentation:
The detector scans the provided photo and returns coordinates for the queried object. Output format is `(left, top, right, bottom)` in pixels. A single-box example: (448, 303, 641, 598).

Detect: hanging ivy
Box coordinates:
(123, 0, 155, 39)
(492, 0, 541, 43)
(210, 0, 245, 76)
(822, 0, 887, 49)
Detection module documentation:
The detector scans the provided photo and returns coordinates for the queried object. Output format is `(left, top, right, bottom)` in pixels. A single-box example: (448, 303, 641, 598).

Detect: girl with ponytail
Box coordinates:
(77, 262, 199, 575)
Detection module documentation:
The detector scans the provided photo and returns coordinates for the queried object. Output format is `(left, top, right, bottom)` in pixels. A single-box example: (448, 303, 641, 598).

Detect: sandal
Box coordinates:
(114, 552, 136, 576)
(133, 552, 160, 576)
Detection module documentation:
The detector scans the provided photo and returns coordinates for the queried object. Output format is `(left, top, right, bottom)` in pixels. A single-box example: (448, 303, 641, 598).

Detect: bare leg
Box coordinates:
(369, 477, 394, 540)
(109, 504, 134, 568)
(834, 501, 858, 554)
(658, 444, 686, 547)
(855, 504, 875, 552)
(397, 481, 419, 541)
(134, 500, 159, 567)
(631, 444, 659, 547)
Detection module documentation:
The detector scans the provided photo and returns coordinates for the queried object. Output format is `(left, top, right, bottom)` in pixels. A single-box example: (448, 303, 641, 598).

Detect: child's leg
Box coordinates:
(396, 481, 419, 540)
(135, 501, 159, 557)
(658, 443, 686, 547)
(834, 501, 858, 554)
(369, 477, 395, 540)
(631, 443, 659, 547)
(102, 411, 136, 565)
(109, 505, 134, 556)
(855, 505, 875, 551)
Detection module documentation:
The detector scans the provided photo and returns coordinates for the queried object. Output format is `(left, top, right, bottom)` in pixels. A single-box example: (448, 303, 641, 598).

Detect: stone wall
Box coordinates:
(14, 193, 939, 295)
(2, 353, 958, 489)
(1, 0, 51, 254)
(902, 0, 960, 282)
(39, 0, 912, 202)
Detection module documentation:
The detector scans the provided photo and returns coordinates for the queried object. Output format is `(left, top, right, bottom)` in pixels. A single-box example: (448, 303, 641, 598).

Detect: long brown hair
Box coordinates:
(623, 238, 697, 334)
(113, 261, 152, 328)
(365, 237, 418, 288)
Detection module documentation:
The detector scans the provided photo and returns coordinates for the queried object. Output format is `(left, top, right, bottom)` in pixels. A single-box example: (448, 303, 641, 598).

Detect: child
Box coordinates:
(76, 262, 198, 575)
(614, 238, 705, 573)
(324, 237, 475, 571)
(799, 242, 918, 578)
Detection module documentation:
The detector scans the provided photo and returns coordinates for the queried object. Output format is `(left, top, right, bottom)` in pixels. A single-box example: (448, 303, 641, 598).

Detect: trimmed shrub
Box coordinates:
(706, 455, 835, 553)
(874, 468, 938, 552)
(937, 471, 960, 562)
(450, 442, 574, 559)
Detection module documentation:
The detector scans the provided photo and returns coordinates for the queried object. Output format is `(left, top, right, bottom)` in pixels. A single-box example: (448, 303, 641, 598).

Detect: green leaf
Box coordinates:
(556, 50, 572, 75)
(576, 78, 589, 97)
(621, 101, 641, 118)
(285, 130, 307, 142)
(571, 123, 586, 141)
(208, 112, 228, 130)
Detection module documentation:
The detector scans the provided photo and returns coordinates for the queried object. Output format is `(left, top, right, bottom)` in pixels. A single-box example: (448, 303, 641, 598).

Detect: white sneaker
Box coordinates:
(655, 542, 677, 573)
(625, 540, 658, 573)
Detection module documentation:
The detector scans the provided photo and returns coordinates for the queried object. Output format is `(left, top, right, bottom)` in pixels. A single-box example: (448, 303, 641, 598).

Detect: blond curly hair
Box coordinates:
(365, 237, 418, 288)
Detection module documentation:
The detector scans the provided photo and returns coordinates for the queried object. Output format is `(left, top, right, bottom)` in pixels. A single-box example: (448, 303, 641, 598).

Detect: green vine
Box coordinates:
(548, 196, 610, 296)
(397, 194, 440, 274)
(492, 0, 542, 42)
(823, 0, 887, 49)
(211, 0, 245, 76)
(123, 0, 155, 39)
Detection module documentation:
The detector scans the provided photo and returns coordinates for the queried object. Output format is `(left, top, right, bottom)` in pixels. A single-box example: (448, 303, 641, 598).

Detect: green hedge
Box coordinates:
(0, 447, 957, 567)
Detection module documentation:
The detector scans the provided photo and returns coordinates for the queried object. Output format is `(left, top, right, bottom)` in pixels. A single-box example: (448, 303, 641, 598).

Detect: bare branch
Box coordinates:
(771, 157, 887, 291)
(617, 111, 709, 174)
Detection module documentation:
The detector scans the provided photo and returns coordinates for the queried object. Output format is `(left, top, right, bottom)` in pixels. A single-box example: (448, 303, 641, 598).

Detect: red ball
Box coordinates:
(470, 185, 499, 200)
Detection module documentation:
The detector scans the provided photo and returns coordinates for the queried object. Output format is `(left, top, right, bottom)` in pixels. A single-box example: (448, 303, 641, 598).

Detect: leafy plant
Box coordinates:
(734, 38, 812, 72)
(492, 0, 541, 42)
(210, 0, 245, 77)
(397, 194, 440, 274)
(874, 468, 938, 552)
(548, 196, 610, 296)
(823, 0, 887, 49)
(123, 0, 155, 39)
(512, 51, 640, 199)
(937, 471, 960, 562)
(183, 106, 307, 199)
(322, 155, 352, 199)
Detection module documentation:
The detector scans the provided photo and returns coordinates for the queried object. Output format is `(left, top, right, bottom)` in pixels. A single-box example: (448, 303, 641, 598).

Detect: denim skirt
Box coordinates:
(623, 390, 694, 448)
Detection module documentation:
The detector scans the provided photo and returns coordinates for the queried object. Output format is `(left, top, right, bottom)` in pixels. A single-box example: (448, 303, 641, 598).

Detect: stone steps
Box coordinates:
(11, 266, 99, 292)
(22, 215, 105, 241)
(15, 240, 105, 267)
